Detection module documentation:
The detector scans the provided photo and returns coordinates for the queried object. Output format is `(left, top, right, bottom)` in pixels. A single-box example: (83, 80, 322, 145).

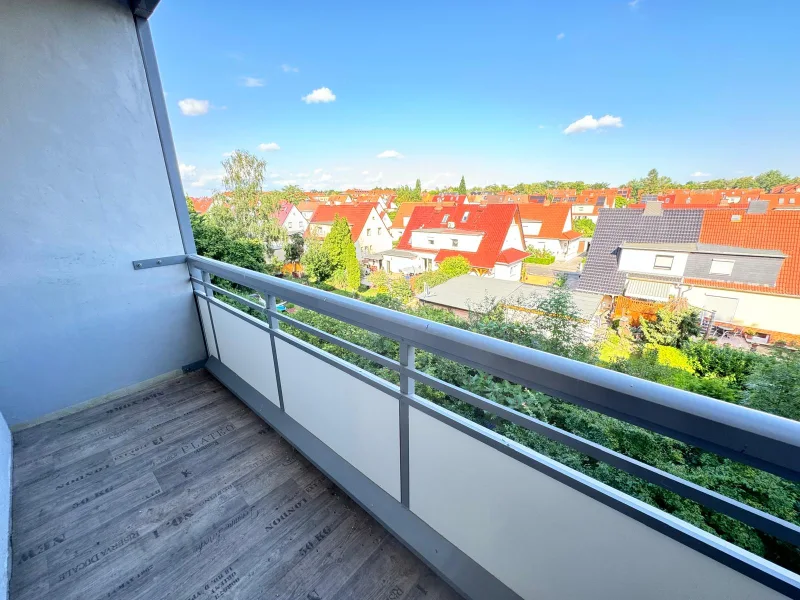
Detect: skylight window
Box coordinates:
(441, 214, 450, 224)
(461, 211, 469, 223)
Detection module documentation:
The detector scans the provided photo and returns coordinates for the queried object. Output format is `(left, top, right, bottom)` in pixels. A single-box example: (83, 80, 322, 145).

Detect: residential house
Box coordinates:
(757, 193, 800, 210)
(389, 201, 456, 241)
(579, 202, 800, 343)
(190, 196, 213, 214)
(328, 194, 353, 205)
(275, 201, 308, 236)
(297, 200, 325, 220)
(308, 203, 392, 259)
(517, 204, 584, 260)
(772, 183, 800, 194)
(431, 194, 470, 204)
(389, 204, 529, 280)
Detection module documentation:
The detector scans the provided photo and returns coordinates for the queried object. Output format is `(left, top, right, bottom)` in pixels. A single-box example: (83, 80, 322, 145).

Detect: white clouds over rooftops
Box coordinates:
(377, 150, 404, 159)
(178, 98, 210, 116)
(258, 142, 281, 152)
(302, 87, 336, 104)
(563, 114, 623, 134)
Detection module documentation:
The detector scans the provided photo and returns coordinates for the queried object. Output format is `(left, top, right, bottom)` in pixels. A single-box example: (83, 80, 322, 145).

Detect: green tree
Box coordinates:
(344, 246, 361, 291)
(414, 178, 422, 201)
(395, 185, 416, 205)
(278, 184, 307, 205)
(744, 347, 800, 420)
(300, 237, 334, 282)
(284, 233, 304, 265)
(755, 169, 790, 192)
(187, 198, 267, 272)
(438, 255, 471, 277)
(639, 301, 700, 348)
(626, 168, 676, 200)
(457, 176, 467, 194)
(573, 218, 596, 236)
(614, 196, 634, 208)
(205, 150, 285, 255)
(322, 216, 354, 271)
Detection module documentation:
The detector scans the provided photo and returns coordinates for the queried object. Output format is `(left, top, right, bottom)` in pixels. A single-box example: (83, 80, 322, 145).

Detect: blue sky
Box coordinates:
(151, 0, 800, 195)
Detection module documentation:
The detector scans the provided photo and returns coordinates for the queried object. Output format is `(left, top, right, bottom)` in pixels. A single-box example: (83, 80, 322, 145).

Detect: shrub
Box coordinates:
(639, 300, 700, 348)
(438, 255, 471, 277)
(644, 344, 695, 373)
(573, 218, 595, 236)
(683, 341, 759, 389)
(523, 247, 556, 264)
(599, 332, 633, 364)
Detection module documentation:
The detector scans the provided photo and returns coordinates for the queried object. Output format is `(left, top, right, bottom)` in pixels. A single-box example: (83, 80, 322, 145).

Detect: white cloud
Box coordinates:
(258, 142, 281, 152)
(563, 114, 623, 134)
(556, 33, 565, 40)
(301, 87, 336, 104)
(188, 172, 223, 189)
(538, 125, 547, 129)
(178, 98, 210, 116)
(691, 171, 711, 177)
(179, 163, 196, 178)
(364, 172, 384, 184)
(629, 0, 641, 8)
(268, 173, 281, 179)
(281, 64, 299, 73)
(222, 151, 234, 157)
(275, 179, 297, 186)
(377, 150, 404, 159)
(313, 168, 323, 174)
(241, 77, 265, 87)
(362, 170, 370, 175)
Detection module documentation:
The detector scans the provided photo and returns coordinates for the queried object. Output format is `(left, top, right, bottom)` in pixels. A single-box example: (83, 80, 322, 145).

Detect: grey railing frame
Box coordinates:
(187, 254, 800, 598)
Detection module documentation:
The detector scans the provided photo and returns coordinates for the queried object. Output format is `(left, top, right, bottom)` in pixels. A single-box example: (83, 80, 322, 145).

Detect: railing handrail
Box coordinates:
(187, 254, 800, 482)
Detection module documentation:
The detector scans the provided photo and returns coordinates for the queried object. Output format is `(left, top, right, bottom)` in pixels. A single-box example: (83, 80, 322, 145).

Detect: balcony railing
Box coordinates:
(187, 254, 800, 600)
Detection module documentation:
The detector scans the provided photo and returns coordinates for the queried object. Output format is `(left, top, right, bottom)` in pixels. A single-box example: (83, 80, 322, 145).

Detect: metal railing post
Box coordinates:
(202, 271, 221, 360)
(399, 342, 414, 508)
(265, 294, 285, 411)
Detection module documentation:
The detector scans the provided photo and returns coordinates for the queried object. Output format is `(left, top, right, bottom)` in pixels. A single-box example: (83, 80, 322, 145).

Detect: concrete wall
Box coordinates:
(0, 0, 206, 425)
(0, 413, 10, 599)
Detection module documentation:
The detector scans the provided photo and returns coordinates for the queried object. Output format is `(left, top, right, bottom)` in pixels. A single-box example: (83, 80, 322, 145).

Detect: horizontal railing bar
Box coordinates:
(190, 277, 267, 314)
(187, 255, 800, 482)
(268, 310, 401, 372)
(407, 366, 800, 547)
(194, 291, 274, 339)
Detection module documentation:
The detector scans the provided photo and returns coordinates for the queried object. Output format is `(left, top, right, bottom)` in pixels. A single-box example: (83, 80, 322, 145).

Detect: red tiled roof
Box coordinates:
(517, 204, 577, 240)
(190, 197, 213, 214)
(772, 184, 800, 194)
(274, 201, 294, 225)
(626, 203, 723, 210)
(397, 204, 524, 269)
(684, 210, 800, 296)
(431, 194, 468, 204)
(308, 203, 378, 241)
(757, 193, 800, 210)
(298, 201, 325, 213)
(496, 248, 530, 264)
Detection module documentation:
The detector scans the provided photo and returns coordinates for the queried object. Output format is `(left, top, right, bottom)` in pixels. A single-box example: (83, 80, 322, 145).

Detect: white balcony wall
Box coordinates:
(0, 0, 205, 424)
(408, 406, 791, 600)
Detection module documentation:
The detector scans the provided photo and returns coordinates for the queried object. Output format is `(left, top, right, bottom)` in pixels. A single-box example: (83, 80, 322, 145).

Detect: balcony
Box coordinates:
(3, 1, 800, 599)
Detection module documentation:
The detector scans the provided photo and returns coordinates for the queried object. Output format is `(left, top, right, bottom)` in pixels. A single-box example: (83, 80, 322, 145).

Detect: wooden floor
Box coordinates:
(10, 370, 460, 600)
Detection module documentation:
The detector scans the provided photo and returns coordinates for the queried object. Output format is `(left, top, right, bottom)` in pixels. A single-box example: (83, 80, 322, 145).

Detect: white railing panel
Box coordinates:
(196, 298, 218, 359)
(408, 406, 789, 600)
(274, 338, 401, 501)
(209, 304, 279, 407)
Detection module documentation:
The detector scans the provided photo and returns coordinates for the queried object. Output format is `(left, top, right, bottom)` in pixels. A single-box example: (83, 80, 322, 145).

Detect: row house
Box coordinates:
(385, 204, 529, 280)
(517, 204, 584, 260)
(307, 203, 392, 259)
(578, 202, 800, 343)
(274, 201, 308, 236)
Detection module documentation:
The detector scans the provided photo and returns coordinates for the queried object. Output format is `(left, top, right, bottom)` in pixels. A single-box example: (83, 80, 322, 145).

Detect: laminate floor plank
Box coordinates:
(9, 370, 461, 600)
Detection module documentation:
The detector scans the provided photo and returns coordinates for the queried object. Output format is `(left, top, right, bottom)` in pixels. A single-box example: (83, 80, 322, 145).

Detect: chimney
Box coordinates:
(642, 201, 663, 216)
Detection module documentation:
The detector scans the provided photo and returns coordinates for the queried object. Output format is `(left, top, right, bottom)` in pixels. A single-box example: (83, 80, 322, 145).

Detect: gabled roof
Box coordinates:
(431, 194, 468, 204)
(389, 202, 457, 229)
(190, 197, 213, 214)
(517, 204, 581, 240)
(684, 210, 800, 296)
(577, 208, 705, 295)
(308, 203, 378, 241)
(757, 193, 800, 210)
(397, 204, 526, 269)
(297, 201, 325, 213)
(274, 201, 300, 225)
(772, 183, 800, 194)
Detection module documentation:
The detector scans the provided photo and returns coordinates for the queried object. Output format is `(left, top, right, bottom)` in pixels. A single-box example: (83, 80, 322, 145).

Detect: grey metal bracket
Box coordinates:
(132, 255, 187, 270)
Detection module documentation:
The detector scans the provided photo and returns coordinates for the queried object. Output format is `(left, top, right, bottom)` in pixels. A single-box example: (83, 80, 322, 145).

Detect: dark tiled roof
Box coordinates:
(577, 208, 704, 295)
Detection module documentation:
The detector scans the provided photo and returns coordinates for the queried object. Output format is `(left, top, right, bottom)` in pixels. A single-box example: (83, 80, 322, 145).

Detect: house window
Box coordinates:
(441, 214, 450, 224)
(653, 254, 674, 270)
(377, 228, 382, 235)
(427, 237, 435, 245)
(461, 211, 469, 222)
(791, 198, 796, 204)
(779, 198, 785, 204)
(709, 259, 734, 275)
(367, 228, 371, 236)
(451, 238, 459, 248)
